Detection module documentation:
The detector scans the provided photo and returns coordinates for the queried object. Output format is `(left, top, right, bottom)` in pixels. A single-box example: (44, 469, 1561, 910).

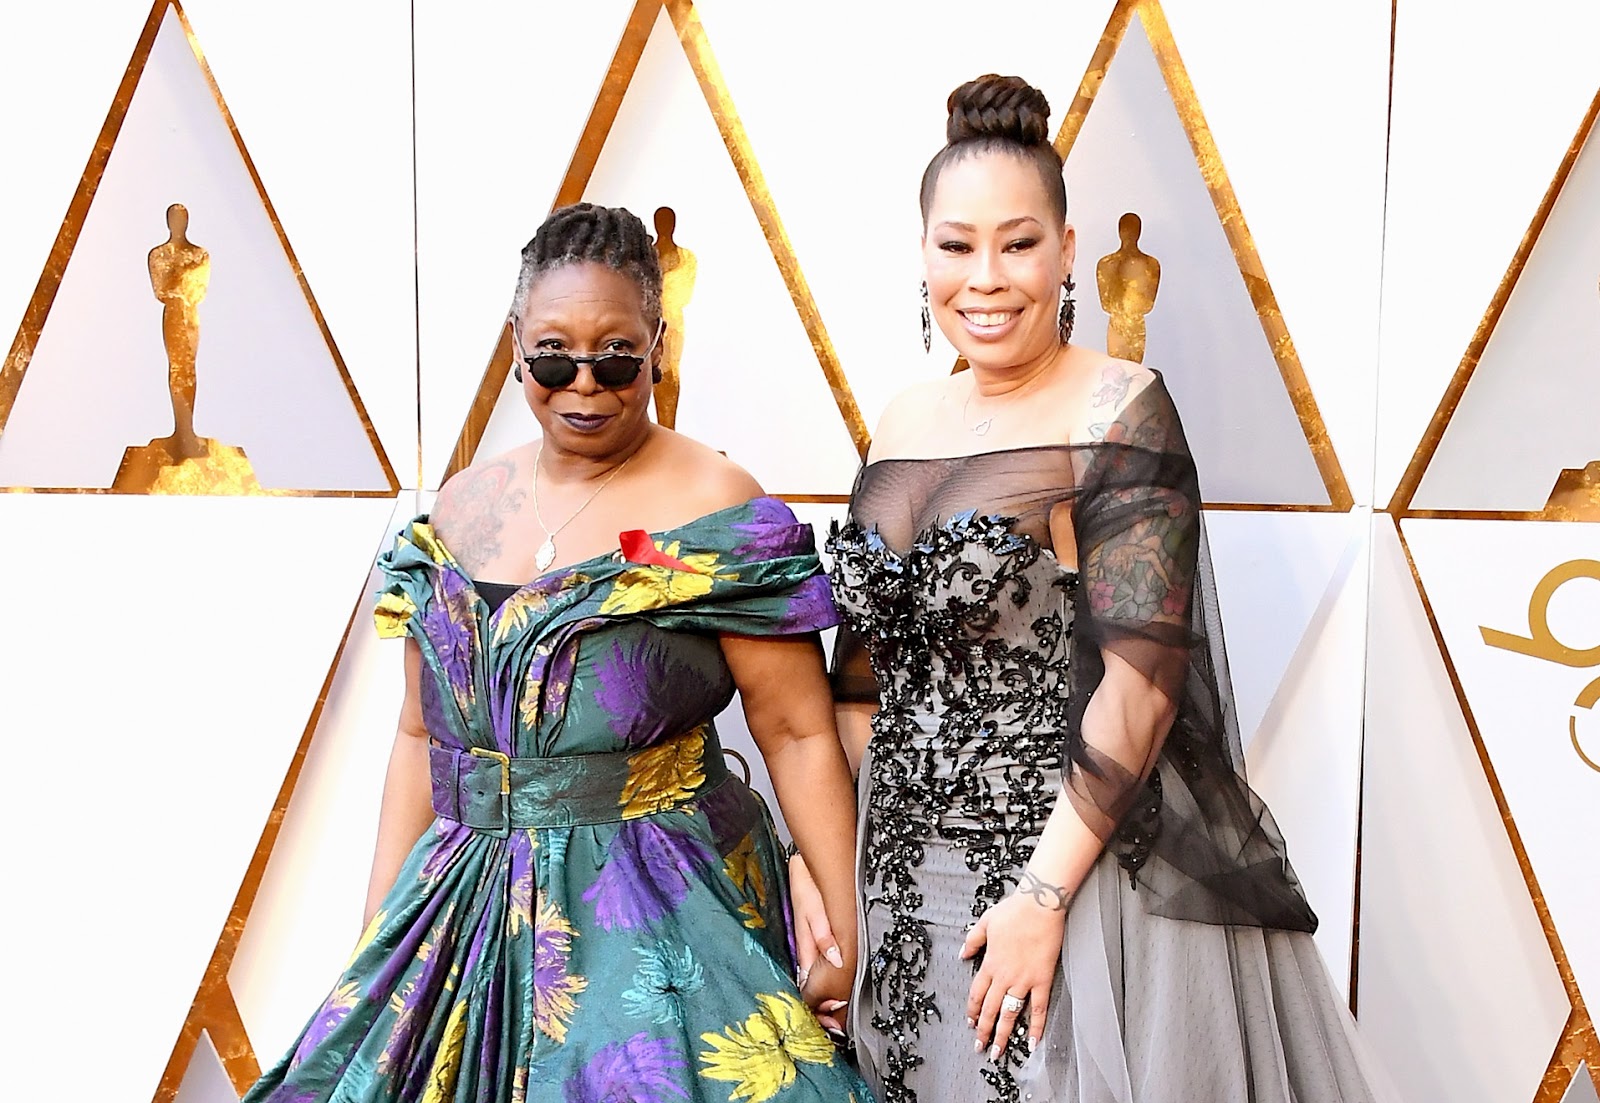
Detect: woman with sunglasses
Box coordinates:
(247, 203, 871, 1103)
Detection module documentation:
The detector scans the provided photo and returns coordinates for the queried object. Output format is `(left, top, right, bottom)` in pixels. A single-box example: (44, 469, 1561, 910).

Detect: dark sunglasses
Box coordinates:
(509, 318, 664, 390)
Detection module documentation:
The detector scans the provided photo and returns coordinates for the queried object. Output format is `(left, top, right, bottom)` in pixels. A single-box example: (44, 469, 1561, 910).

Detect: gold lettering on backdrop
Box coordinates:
(653, 206, 697, 430)
(112, 203, 261, 494)
(1095, 212, 1160, 363)
(1481, 558, 1600, 774)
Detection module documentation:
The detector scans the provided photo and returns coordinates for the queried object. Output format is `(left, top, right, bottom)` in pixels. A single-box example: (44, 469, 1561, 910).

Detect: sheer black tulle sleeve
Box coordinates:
(1069, 382, 1317, 932)
(1062, 381, 1199, 839)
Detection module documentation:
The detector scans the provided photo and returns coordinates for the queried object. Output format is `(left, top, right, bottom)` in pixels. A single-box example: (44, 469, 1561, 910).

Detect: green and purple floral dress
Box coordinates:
(246, 497, 870, 1103)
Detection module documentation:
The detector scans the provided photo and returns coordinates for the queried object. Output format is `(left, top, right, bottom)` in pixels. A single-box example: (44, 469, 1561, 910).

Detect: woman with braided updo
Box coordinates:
(793, 75, 1390, 1102)
(247, 203, 871, 1103)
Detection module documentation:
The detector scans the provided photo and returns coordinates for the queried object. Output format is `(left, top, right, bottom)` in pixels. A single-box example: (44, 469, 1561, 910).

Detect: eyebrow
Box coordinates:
(934, 216, 1044, 233)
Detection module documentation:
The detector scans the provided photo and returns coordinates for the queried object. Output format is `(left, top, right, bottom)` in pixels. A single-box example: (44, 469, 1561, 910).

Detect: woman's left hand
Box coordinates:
(960, 887, 1067, 1061)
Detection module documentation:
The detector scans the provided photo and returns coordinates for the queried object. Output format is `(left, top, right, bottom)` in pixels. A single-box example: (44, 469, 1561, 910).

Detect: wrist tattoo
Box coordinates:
(1017, 869, 1073, 912)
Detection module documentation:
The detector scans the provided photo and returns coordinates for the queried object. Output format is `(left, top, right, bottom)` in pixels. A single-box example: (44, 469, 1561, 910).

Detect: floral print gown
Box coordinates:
(246, 497, 871, 1103)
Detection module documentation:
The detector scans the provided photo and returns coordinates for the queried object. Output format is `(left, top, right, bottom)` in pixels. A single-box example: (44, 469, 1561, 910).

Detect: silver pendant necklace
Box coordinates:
(962, 385, 996, 435)
(529, 441, 635, 572)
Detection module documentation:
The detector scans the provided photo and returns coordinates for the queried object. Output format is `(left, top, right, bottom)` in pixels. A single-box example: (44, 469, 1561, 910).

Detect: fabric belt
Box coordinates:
(428, 725, 731, 837)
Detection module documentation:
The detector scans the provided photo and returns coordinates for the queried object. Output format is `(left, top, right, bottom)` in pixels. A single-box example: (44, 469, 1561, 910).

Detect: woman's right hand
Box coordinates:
(790, 852, 849, 1033)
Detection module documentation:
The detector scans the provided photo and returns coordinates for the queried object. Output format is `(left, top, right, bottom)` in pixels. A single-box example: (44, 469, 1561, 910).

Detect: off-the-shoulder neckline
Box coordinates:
(862, 365, 1170, 472)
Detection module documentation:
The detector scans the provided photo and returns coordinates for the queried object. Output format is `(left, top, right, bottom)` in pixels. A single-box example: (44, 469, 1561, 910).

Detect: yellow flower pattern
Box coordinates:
(345, 910, 387, 969)
(620, 729, 708, 818)
(725, 832, 769, 929)
(699, 992, 837, 1103)
(419, 997, 468, 1103)
(598, 541, 735, 616)
(534, 895, 589, 1044)
(373, 590, 417, 638)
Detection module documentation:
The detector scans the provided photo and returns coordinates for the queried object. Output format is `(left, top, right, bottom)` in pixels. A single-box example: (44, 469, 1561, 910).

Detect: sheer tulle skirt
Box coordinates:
(850, 754, 1394, 1103)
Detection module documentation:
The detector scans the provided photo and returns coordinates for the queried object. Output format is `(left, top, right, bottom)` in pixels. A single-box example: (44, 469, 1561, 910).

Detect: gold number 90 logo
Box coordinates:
(1480, 559, 1600, 773)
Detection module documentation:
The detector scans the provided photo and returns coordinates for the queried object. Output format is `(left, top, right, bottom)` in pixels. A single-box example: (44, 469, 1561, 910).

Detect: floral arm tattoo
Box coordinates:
(1017, 869, 1073, 912)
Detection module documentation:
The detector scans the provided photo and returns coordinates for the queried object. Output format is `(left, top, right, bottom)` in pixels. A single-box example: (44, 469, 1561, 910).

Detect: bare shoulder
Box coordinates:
(649, 430, 765, 518)
(869, 375, 953, 461)
(429, 444, 532, 571)
(1081, 353, 1158, 436)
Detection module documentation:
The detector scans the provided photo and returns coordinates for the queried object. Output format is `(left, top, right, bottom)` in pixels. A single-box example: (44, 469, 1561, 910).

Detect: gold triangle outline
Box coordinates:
(1387, 87, 1600, 519)
(1393, 518, 1600, 1101)
(441, 0, 869, 483)
(1049, 0, 1354, 512)
(0, 0, 400, 497)
(148, 530, 394, 1101)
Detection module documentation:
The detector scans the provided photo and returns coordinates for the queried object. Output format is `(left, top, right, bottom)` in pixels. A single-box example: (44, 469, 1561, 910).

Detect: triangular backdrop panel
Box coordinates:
(465, 9, 862, 496)
(1204, 510, 1356, 747)
(1404, 517, 1600, 1012)
(1358, 518, 1570, 1103)
(1565, 1064, 1600, 1103)
(0, 492, 399, 1102)
(1063, 9, 1332, 505)
(0, 4, 393, 492)
(171, 1031, 236, 1103)
(1411, 110, 1600, 512)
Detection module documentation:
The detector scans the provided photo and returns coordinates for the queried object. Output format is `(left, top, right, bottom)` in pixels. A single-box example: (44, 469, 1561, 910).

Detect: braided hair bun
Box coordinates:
(945, 74, 1052, 147)
(919, 74, 1066, 224)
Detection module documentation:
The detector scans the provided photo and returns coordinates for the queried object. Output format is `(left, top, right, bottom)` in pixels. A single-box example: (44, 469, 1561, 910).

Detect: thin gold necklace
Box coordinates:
(529, 441, 635, 572)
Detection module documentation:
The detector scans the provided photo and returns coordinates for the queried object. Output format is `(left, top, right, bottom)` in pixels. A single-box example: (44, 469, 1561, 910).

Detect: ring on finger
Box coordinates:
(1000, 993, 1026, 1014)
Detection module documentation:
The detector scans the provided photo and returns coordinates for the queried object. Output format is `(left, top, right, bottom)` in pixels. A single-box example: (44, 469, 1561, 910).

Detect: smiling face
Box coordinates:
(512, 261, 660, 459)
(922, 150, 1075, 373)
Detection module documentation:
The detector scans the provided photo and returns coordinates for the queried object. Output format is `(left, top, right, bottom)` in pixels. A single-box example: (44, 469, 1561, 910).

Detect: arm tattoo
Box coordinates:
(1017, 869, 1073, 912)
(436, 457, 526, 575)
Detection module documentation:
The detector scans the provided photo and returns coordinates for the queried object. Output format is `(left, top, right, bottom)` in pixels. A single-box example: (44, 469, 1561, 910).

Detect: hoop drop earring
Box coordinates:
(921, 280, 932, 354)
(651, 366, 663, 385)
(513, 363, 524, 383)
(1058, 274, 1076, 345)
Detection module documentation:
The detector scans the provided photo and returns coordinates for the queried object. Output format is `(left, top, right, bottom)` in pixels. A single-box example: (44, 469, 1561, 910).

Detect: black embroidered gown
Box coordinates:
(828, 377, 1388, 1103)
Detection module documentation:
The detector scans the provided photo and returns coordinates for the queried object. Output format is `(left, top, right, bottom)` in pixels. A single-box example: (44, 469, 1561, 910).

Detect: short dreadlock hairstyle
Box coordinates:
(510, 202, 663, 324)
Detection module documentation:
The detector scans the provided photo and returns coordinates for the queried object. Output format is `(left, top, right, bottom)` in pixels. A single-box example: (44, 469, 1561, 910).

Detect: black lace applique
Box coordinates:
(829, 510, 1098, 1103)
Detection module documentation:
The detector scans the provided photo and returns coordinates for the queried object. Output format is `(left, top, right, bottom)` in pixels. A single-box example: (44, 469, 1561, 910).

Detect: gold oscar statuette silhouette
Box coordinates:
(112, 203, 261, 494)
(1096, 212, 1161, 363)
(653, 206, 697, 430)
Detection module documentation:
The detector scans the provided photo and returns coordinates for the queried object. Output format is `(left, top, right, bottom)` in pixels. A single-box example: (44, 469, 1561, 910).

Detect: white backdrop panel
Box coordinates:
(1063, 12, 1328, 505)
(0, 3, 153, 340)
(695, 0, 1114, 439)
(1406, 518, 1600, 1010)
(182, 0, 420, 484)
(1235, 512, 1370, 988)
(0, 492, 399, 1102)
(1161, 0, 1389, 505)
(231, 495, 421, 1066)
(413, 0, 638, 484)
(1411, 114, 1600, 511)
(1359, 518, 1569, 1103)
(1376, 3, 1600, 504)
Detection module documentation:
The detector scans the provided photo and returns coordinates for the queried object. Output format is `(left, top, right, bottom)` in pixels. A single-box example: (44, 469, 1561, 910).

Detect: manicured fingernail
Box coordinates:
(821, 1000, 847, 1012)
(1027, 1037, 1037, 1053)
(797, 968, 809, 989)
(825, 947, 845, 969)
(965, 1017, 975, 1028)
(973, 1038, 983, 1052)
(989, 1044, 1001, 1062)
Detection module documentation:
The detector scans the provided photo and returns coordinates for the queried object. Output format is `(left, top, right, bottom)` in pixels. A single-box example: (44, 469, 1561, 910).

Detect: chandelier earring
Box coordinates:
(921, 280, 932, 354)
(1058, 274, 1076, 345)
